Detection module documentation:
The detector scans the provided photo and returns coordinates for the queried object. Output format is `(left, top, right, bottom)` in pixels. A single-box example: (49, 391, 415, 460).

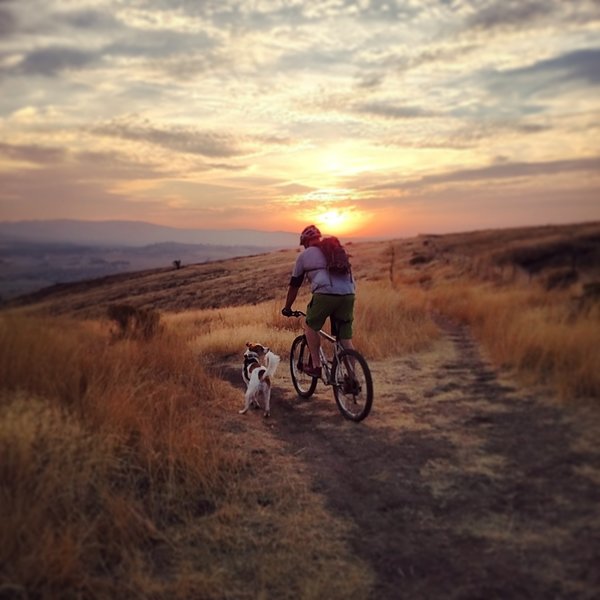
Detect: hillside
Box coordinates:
(7, 221, 600, 319)
(1, 221, 599, 599)
(0, 239, 284, 301)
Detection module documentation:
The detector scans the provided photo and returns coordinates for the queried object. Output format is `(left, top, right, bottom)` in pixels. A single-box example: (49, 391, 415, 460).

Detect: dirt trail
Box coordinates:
(219, 320, 600, 599)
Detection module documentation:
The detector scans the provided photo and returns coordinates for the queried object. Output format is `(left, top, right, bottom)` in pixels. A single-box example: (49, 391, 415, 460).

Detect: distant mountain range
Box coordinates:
(0, 219, 298, 248)
(0, 220, 300, 301)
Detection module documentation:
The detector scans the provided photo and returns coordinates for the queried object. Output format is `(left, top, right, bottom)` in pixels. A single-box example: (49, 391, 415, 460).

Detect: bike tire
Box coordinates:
(332, 349, 373, 421)
(290, 334, 318, 398)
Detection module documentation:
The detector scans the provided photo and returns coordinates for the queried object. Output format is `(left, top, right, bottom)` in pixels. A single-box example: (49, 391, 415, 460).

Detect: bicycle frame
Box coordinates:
(288, 311, 349, 385)
(285, 309, 373, 421)
(316, 328, 344, 385)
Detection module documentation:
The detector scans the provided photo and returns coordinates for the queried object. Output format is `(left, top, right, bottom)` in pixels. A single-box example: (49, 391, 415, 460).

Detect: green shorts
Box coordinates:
(306, 293, 355, 339)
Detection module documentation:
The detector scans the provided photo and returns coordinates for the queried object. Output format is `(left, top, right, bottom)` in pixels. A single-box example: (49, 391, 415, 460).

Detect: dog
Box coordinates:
(242, 342, 270, 385)
(240, 342, 280, 418)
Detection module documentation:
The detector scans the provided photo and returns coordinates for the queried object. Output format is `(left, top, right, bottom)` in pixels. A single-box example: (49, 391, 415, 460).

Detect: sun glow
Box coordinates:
(312, 206, 368, 236)
(317, 209, 350, 233)
(290, 187, 370, 236)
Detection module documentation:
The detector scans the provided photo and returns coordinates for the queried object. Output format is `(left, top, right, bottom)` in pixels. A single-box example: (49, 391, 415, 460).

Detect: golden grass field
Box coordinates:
(1, 221, 598, 598)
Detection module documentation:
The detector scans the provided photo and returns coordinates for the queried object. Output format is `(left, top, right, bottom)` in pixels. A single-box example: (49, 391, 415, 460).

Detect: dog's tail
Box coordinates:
(264, 351, 281, 378)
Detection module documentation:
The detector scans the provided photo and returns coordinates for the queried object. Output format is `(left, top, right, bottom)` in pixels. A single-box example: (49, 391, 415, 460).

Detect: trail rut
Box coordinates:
(219, 319, 600, 599)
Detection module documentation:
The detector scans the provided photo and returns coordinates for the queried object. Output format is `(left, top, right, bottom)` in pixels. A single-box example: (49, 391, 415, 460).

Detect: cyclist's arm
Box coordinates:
(283, 275, 303, 311)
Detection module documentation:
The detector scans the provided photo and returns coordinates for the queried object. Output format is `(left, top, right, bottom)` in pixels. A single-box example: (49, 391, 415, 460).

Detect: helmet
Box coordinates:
(299, 224, 321, 246)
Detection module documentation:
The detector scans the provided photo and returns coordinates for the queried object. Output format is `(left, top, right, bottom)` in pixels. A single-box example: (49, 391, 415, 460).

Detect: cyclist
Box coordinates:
(282, 224, 356, 379)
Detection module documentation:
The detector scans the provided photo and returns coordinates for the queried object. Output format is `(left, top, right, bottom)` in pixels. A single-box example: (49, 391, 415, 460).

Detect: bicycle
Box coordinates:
(284, 310, 373, 422)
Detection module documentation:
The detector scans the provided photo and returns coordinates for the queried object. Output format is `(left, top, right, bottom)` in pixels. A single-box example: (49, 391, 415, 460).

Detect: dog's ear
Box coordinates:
(246, 341, 252, 348)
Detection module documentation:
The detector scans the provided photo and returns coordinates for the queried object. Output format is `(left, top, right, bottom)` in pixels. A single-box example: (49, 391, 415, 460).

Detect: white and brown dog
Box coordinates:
(240, 342, 280, 418)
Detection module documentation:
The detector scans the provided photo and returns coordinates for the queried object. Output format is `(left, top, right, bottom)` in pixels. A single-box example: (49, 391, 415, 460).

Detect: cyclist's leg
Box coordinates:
(332, 294, 355, 350)
(340, 338, 354, 350)
(332, 295, 357, 377)
(305, 294, 330, 373)
(304, 324, 321, 368)
(331, 317, 354, 351)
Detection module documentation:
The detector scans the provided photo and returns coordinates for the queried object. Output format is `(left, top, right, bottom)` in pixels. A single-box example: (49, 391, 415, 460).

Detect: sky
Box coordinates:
(0, 0, 599, 240)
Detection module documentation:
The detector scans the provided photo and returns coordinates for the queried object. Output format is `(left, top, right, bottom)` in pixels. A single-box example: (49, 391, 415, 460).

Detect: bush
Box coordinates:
(107, 304, 161, 340)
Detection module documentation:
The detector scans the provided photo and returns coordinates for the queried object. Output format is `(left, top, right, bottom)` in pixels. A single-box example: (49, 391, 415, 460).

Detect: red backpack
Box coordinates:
(318, 236, 352, 275)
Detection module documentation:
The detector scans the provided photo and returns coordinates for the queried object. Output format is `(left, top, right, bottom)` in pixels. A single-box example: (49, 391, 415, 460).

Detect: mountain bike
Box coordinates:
(284, 311, 373, 422)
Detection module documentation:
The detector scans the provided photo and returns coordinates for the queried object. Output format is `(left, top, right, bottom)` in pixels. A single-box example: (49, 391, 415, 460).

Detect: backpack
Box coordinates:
(318, 236, 352, 275)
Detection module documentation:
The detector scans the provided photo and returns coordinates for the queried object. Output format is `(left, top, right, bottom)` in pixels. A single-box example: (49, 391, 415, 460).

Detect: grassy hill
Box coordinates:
(8, 220, 600, 316)
(1, 221, 598, 599)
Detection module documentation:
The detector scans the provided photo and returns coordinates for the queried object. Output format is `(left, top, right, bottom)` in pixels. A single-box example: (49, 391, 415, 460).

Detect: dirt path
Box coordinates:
(219, 320, 600, 599)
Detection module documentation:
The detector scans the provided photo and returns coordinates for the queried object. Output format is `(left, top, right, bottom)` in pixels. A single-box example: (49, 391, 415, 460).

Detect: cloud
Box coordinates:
(354, 71, 385, 89)
(142, 0, 420, 29)
(94, 118, 245, 158)
(0, 141, 174, 181)
(352, 101, 434, 119)
(3, 4, 220, 81)
(73, 150, 175, 180)
(93, 117, 292, 159)
(0, 6, 16, 37)
(60, 8, 120, 31)
(18, 46, 98, 76)
(0, 166, 170, 221)
(467, 0, 600, 32)
(480, 48, 600, 105)
(276, 47, 360, 74)
(467, 0, 553, 30)
(0, 0, 598, 232)
(105, 28, 218, 60)
(0, 141, 65, 164)
(502, 48, 600, 87)
(378, 156, 600, 190)
(206, 162, 248, 172)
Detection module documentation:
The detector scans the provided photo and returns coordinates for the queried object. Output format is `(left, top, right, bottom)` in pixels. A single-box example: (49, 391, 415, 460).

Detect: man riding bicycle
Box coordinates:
(282, 224, 356, 379)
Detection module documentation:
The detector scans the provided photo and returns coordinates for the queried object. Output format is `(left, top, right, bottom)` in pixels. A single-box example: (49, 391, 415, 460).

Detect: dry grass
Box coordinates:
(1, 221, 599, 596)
(421, 279, 600, 399)
(392, 221, 600, 402)
(0, 313, 373, 599)
(352, 281, 438, 358)
(165, 280, 438, 364)
(7, 220, 598, 403)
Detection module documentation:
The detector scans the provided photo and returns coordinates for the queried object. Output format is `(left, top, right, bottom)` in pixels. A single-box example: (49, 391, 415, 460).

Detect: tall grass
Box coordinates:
(0, 314, 227, 490)
(0, 314, 233, 597)
(166, 299, 306, 358)
(424, 279, 600, 400)
(167, 282, 439, 362)
(352, 281, 439, 358)
(0, 312, 373, 599)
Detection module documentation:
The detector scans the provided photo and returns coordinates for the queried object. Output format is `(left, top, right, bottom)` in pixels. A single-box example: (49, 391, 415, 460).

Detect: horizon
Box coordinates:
(3, 216, 599, 247)
(1, 1, 599, 238)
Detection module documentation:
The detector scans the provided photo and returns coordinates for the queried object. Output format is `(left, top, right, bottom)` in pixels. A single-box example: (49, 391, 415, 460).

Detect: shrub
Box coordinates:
(107, 304, 161, 340)
(543, 268, 578, 290)
(409, 253, 432, 266)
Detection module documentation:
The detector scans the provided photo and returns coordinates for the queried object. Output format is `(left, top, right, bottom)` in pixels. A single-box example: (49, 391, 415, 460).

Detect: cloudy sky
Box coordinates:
(0, 0, 599, 239)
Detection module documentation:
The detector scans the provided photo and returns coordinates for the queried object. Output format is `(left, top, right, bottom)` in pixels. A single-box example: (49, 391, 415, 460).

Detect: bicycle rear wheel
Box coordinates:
(332, 349, 373, 421)
(290, 334, 318, 398)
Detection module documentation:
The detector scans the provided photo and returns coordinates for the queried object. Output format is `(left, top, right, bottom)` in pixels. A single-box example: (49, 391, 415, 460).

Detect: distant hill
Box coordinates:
(0, 219, 301, 301)
(4, 221, 598, 318)
(0, 238, 290, 301)
(0, 219, 298, 248)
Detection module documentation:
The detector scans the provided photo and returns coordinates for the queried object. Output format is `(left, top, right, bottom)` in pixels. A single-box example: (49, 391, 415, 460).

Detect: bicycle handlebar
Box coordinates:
(282, 309, 306, 318)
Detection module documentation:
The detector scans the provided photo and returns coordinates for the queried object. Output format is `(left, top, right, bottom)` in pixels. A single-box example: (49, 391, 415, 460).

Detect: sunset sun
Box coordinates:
(319, 209, 346, 231)
(296, 188, 366, 236)
(313, 207, 362, 236)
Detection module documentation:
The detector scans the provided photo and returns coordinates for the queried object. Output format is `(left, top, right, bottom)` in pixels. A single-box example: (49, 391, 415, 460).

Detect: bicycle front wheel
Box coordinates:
(290, 334, 318, 398)
(332, 349, 373, 421)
